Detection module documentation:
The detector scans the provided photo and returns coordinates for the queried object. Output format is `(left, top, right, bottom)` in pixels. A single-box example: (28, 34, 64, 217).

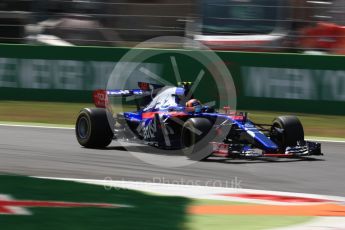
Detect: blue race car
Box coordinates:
(75, 82, 322, 161)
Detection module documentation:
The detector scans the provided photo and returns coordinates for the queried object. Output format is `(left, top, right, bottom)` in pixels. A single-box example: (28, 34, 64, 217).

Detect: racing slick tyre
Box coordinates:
(181, 118, 215, 161)
(76, 108, 114, 148)
(270, 116, 304, 152)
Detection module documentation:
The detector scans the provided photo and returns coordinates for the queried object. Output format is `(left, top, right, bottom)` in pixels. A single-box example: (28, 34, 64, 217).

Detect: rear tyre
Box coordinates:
(270, 116, 304, 151)
(181, 118, 215, 161)
(76, 108, 114, 148)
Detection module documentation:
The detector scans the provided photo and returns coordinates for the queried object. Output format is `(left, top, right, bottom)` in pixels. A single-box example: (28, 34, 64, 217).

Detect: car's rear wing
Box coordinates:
(93, 82, 164, 108)
(107, 89, 144, 96)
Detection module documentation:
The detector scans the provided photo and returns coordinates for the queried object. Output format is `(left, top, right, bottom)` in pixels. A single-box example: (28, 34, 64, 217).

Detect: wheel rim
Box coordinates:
(77, 116, 89, 139)
(183, 126, 196, 148)
(271, 123, 285, 151)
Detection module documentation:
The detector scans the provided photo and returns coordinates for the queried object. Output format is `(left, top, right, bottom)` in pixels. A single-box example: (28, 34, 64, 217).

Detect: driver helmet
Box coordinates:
(186, 99, 202, 113)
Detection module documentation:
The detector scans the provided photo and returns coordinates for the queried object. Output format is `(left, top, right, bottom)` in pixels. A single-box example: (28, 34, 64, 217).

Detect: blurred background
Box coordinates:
(0, 0, 345, 54)
(0, 0, 344, 137)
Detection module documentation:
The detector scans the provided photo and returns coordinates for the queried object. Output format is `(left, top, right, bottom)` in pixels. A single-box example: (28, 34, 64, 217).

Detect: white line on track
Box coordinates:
(0, 123, 73, 130)
(1, 122, 345, 143)
(272, 217, 345, 230)
(0, 122, 345, 143)
(306, 138, 345, 144)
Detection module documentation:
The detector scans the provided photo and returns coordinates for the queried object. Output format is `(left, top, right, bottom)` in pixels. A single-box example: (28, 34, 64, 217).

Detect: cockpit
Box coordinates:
(143, 86, 186, 112)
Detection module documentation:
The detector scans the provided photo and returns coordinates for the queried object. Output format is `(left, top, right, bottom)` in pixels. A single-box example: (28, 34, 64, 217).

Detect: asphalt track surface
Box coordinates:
(0, 125, 344, 196)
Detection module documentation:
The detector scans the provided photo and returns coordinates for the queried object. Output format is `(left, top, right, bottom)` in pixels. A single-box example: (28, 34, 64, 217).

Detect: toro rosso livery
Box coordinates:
(75, 82, 322, 161)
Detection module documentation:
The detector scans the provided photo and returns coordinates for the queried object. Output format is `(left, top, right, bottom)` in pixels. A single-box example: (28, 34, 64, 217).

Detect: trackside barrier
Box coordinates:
(0, 44, 344, 115)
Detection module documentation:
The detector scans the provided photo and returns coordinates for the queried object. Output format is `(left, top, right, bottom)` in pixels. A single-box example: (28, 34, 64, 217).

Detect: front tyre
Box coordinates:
(270, 116, 304, 151)
(76, 108, 114, 148)
(181, 118, 215, 161)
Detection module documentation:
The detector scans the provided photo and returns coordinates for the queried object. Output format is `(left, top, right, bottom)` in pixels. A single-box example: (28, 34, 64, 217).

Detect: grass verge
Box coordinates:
(0, 101, 344, 138)
(186, 214, 312, 230)
(248, 110, 345, 138)
(187, 199, 313, 229)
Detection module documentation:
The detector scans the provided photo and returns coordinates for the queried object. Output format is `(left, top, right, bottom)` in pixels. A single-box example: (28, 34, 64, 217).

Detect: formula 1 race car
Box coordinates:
(75, 82, 322, 161)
